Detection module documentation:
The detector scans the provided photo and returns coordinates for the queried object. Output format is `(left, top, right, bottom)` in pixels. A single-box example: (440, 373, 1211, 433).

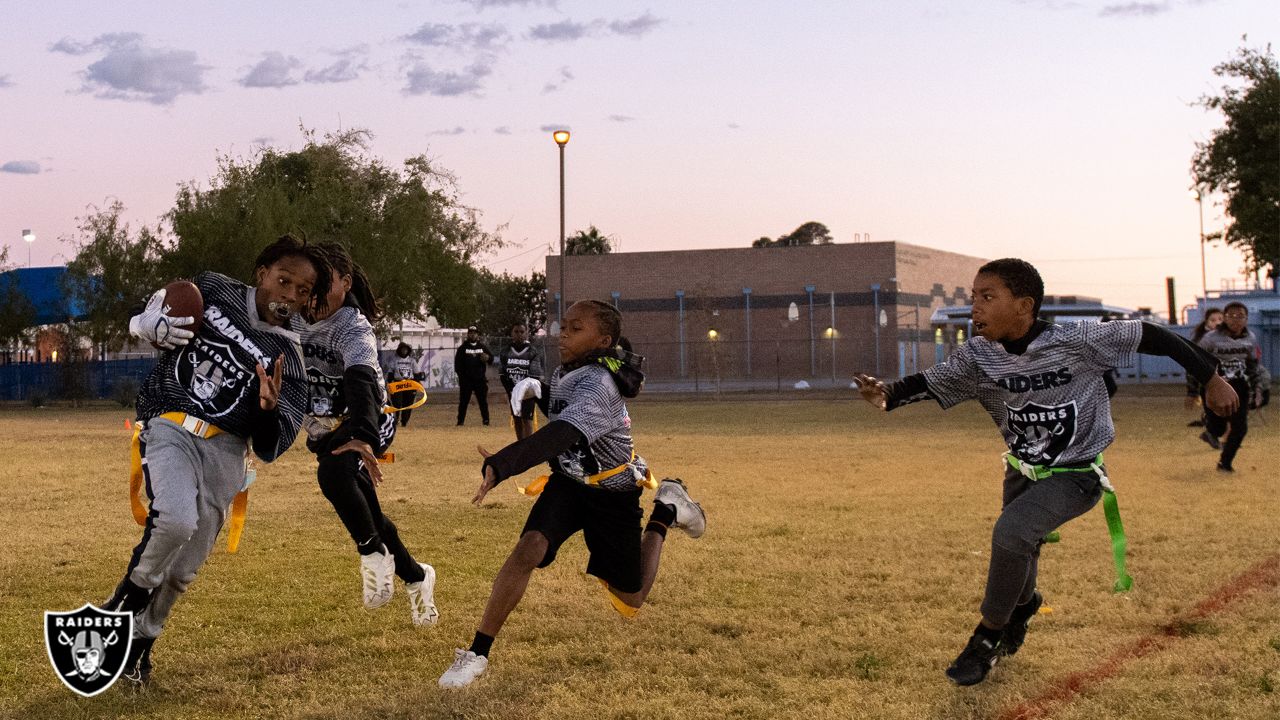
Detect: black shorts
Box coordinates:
(521, 474, 644, 593)
(502, 381, 537, 419)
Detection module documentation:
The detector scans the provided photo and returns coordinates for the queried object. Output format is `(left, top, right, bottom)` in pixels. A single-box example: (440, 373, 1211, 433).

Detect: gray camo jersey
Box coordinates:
(921, 320, 1143, 467)
(548, 363, 639, 491)
(1197, 327, 1264, 387)
(135, 271, 308, 462)
(296, 305, 388, 418)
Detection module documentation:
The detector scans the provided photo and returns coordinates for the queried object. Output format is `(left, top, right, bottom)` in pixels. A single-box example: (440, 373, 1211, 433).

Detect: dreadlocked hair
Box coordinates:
(254, 234, 334, 316)
(316, 242, 384, 322)
(576, 299, 622, 347)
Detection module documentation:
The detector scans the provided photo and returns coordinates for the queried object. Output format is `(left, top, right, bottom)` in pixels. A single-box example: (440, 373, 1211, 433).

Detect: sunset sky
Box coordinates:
(1, 0, 1274, 316)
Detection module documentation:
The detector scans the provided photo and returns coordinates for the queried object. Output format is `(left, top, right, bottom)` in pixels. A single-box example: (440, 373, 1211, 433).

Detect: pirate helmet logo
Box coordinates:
(174, 338, 251, 418)
(44, 604, 133, 697)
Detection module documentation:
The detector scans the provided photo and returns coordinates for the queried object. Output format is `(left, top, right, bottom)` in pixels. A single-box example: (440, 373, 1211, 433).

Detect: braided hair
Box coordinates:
(254, 234, 334, 315)
(316, 242, 384, 322)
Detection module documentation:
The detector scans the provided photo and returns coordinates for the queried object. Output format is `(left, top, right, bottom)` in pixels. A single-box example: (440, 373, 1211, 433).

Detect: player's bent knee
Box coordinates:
(512, 531, 550, 568)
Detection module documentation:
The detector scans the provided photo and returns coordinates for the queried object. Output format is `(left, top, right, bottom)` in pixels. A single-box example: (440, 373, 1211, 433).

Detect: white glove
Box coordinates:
(129, 288, 196, 350)
(510, 377, 542, 416)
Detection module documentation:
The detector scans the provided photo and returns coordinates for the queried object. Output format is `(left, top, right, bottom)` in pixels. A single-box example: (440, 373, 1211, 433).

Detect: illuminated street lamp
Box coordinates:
(554, 130, 570, 325)
(22, 229, 35, 267)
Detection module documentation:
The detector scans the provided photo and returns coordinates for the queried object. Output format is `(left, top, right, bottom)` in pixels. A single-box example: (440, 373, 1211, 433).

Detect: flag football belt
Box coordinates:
(385, 379, 427, 413)
(1003, 452, 1132, 593)
(517, 452, 659, 497)
(129, 413, 252, 554)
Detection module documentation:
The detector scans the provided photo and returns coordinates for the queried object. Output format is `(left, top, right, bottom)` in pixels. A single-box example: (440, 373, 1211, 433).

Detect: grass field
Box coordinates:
(1, 389, 1276, 720)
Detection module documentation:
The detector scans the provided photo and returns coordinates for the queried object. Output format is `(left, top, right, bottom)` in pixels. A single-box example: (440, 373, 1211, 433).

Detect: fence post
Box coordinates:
(775, 340, 781, 392)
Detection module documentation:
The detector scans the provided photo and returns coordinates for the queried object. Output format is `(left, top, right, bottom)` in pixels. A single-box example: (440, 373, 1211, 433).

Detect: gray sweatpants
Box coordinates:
(979, 464, 1103, 626)
(127, 417, 248, 639)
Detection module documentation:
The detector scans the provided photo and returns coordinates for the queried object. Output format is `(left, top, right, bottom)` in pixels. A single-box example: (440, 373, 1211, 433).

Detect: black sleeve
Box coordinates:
(318, 365, 382, 453)
(1137, 322, 1218, 386)
(251, 406, 283, 460)
(882, 373, 932, 411)
(535, 380, 551, 415)
(482, 419, 583, 485)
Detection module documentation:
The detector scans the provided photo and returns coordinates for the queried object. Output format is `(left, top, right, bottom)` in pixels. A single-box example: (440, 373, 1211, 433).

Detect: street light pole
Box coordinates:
(22, 229, 35, 267)
(1192, 188, 1206, 300)
(554, 130, 570, 325)
(870, 284, 881, 376)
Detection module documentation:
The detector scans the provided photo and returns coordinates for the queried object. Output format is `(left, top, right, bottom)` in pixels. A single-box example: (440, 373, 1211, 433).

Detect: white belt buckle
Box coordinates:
(181, 415, 209, 437)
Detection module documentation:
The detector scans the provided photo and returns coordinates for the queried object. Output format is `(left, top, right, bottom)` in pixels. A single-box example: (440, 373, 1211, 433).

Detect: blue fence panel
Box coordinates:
(0, 358, 158, 402)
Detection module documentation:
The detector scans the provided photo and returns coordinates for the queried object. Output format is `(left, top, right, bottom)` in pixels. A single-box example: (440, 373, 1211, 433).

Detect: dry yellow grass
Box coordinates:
(0, 388, 1276, 720)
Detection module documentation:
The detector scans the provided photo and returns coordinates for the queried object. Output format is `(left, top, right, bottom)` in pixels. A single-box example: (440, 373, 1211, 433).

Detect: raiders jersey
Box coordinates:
(297, 306, 388, 418)
(135, 271, 308, 462)
(548, 363, 642, 491)
(387, 354, 417, 382)
(918, 320, 1143, 467)
(1198, 328, 1263, 386)
(500, 342, 542, 386)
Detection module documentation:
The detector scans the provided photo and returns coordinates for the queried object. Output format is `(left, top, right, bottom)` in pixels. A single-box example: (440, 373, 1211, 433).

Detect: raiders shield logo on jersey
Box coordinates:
(44, 604, 133, 697)
(1006, 400, 1078, 465)
(174, 337, 252, 418)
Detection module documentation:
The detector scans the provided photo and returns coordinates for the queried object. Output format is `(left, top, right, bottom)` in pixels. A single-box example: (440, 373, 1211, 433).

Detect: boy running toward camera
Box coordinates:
(854, 258, 1237, 686)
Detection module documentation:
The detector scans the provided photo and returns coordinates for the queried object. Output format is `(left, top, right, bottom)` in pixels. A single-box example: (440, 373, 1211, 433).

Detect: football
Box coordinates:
(161, 279, 204, 337)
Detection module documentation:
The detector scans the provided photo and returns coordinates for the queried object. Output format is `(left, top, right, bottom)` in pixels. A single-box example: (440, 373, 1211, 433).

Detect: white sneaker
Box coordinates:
(438, 649, 488, 688)
(655, 478, 706, 539)
(360, 548, 395, 609)
(406, 563, 439, 626)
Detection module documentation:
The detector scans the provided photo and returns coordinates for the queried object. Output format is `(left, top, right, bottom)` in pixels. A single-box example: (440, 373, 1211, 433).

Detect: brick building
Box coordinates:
(544, 241, 986, 385)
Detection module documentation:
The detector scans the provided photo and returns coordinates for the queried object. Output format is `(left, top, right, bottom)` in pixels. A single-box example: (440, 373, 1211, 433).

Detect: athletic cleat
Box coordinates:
(121, 636, 154, 690)
(438, 649, 488, 688)
(655, 478, 706, 539)
(1199, 431, 1221, 450)
(1000, 591, 1043, 656)
(360, 548, 395, 609)
(407, 563, 439, 626)
(1216, 462, 1234, 473)
(945, 631, 1002, 686)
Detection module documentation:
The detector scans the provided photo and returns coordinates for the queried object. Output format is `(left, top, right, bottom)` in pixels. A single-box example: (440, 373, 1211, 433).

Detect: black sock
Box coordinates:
(356, 537, 384, 556)
(469, 631, 494, 658)
(974, 622, 1003, 641)
(650, 501, 676, 527)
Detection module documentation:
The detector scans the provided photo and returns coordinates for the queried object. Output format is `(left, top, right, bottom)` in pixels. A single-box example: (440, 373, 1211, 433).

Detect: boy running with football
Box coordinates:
(102, 235, 333, 688)
(853, 258, 1237, 686)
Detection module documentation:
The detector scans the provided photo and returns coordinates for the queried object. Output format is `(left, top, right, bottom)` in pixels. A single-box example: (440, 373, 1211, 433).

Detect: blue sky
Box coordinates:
(1, 0, 1274, 315)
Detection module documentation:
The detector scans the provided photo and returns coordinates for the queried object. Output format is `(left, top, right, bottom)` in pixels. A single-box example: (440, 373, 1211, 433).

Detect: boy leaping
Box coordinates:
(854, 258, 1237, 686)
(438, 300, 707, 688)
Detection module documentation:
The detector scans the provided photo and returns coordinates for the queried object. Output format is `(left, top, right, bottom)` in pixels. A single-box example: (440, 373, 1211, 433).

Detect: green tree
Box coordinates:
(472, 270, 548, 335)
(751, 222, 834, 247)
(0, 247, 36, 353)
(63, 202, 166, 351)
(165, 128, 502, 325)
(565, 225, 614, 255)
(1192, 42, 1280, 280)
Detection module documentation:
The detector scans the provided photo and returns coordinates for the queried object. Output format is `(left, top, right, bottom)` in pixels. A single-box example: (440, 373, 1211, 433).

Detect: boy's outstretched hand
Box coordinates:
(473, 445, 497, 505)
(853, 373, 889, 411)
(1203, 374, 1240, 417)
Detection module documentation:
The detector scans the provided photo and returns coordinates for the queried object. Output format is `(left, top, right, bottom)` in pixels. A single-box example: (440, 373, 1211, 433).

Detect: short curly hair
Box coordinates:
(978, 258, 1044, 318)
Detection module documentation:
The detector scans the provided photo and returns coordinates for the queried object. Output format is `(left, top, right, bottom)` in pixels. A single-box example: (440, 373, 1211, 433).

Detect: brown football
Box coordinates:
(161, 279, 204, 337)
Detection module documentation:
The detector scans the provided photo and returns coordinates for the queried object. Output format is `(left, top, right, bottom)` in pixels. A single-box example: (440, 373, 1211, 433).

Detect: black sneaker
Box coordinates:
(1000, 591, 1043, 656)
(1216, 462, 1234, 473)
(1199, 431, 1221, 450)
(1186, 418, 1205, 427)
(121, 637, 154, 690)
(945, 630, 1002, 686)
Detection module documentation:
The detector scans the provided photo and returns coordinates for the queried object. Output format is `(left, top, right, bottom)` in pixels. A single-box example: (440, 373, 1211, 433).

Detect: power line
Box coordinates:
(480, 241, 551, 269)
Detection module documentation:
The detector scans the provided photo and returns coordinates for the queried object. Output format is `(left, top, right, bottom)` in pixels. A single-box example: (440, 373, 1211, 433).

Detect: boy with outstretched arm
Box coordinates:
(437, 300, 707, 688)
(854, 258, 1237, 686)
